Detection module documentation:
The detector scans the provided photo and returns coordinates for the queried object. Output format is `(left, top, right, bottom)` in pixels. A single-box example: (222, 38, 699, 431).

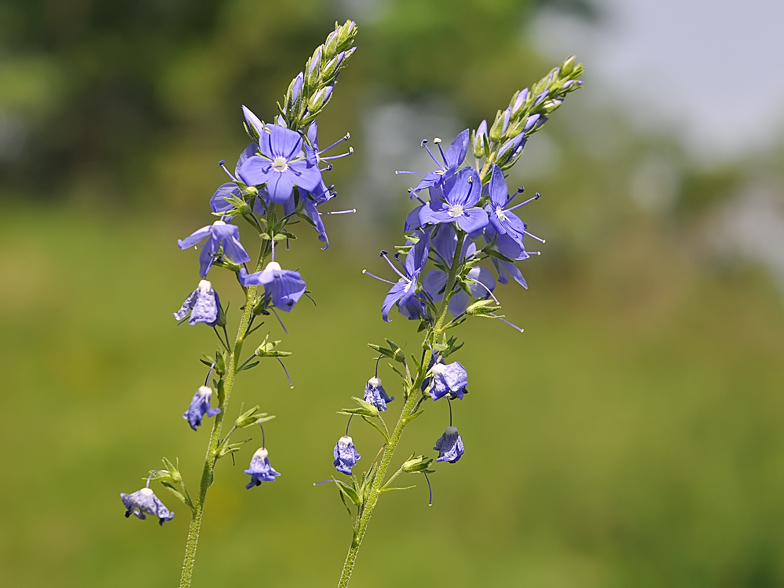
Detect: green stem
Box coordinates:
(178, 241, 269, 588)
(336, 232, 466, 588)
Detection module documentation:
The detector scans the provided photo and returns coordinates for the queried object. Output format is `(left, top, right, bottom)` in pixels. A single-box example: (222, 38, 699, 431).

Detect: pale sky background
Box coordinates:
(532, 0, 784, 163)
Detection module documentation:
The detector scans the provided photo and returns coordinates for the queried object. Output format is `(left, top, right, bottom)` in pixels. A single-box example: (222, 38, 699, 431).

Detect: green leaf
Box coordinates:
(380, 485, 416, 493)
(160, 481, 193, 510)
(238, 360, 260, 371)
(338, 397, 379, 418)
(405, 410, 425, 424)
(335, 478, 361, 506)
(361, 415, 389, 442)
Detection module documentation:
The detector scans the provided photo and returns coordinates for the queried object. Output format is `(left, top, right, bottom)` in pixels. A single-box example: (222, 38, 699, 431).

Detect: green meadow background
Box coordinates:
(2, 1, 783, 587)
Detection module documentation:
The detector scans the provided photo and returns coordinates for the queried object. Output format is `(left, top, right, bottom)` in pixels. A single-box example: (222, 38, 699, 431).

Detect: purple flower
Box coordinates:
(174, 280, 221, 326)
(381, 231, 430, 322)
(422, 265, 496, 317)
(411, 130, 469, 194)
(120, 488, 174, 526)
(418, 168, 489, 234)
(428, 361, 469, 401)
(237, 124, 323, 205)
(484, 165, 526, 245)
(178, 220, 250, 278)
(239, 262, 307, 313)
(434, 426, 464, 463)
(244, 448, 281, 489)
(487, 229, 530, 289)
(333, 435, 361, 475)
(364, 377, 394, 412)
(183, 386, 221, 431)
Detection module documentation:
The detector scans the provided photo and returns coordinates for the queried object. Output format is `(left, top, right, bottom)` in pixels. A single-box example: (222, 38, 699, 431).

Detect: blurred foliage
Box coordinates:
(2, 1, 784, 588)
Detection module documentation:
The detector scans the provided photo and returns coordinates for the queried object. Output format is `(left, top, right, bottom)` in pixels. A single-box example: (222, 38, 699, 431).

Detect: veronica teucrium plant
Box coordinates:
(323, 56, 584, 587)
(118, 21, 358, 588)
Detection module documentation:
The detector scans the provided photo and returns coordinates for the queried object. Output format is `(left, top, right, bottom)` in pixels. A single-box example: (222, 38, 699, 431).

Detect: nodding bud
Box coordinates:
(472, 119, 488, 158)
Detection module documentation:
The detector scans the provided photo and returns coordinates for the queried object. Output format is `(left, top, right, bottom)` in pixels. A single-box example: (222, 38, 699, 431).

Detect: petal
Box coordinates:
(178, 226, 211, 250)
(448, 290, 469, 316)
(173, 289, 197, 320)
(287, 160, 323, 192)
(404, 230, 430, 277)
(418, 204, 454, 226)
(210, 183, 241, 213)
(404, 205, 423, 232)
(467, 266, 496, 297)
(268, 125, 303, 160)
(235, 142, 258, 177)
(443, 129, 469, 168)
(422, 269, 447, 302)
(238, 156, 273, 187)
(221, 237, 250, 265)
(456, 208, 489, 234)
(268, 271, 307, 312)
(266, 172, 294, 204)
(381, 281, 407, 322)
(198, 244, 215, 278)
(502, 260, 528, 289)
(487, 164, 508, 208)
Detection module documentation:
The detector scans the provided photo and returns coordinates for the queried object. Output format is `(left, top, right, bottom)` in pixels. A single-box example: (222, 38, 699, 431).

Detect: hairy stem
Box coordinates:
(179, 241, 269, 588)
(337, 232, 466, 588)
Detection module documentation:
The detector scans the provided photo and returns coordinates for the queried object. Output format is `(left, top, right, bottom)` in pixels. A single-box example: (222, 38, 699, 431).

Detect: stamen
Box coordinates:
(321, 163, 334, 172)
(414, 194, 427, 206)
(524, 230, 546, 243)
(469, 278, 500, 304)
(276, 357, 294, 389)
(362, 269, 396, 286)
(434, 138, 448, 165)
(421, 140, 442, 167)
(270, 307, 288, 335)
(489, 313, 524, 332)
(423, 471, 433, 506)
(380, 251, 408, 281)
(507, 192, 540, 212)
(319, 209, 356, 215)
(320, 146, 353, 161)
(320, 134, 351, 154)
(395, 170, 426, 176)
(219, 160, 237, 181)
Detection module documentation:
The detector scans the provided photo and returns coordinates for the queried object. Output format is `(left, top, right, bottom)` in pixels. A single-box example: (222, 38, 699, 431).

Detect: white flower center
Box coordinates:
(265, 261, 282, 272)
(432, 363, 446, 375)
(213, 220, 226, 226)
(198, 280, 212, 291)
(254, 448, 269, 459)
(271, 156, 289, 172)
(368, 377, 382, 387)
(339, 435, 353, 446)
(448, 205, 464, 217)
(141, 488, 154, 496)
(197, 386, 212, 398)
(496, 206, 507, 222)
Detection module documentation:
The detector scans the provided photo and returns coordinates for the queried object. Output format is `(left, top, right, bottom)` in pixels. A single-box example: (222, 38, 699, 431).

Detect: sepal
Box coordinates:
(401, 454, 434, 473)
(465, 299, 502, 316)
(235, 406, 276, 429)
(254, 335, 292, 358)
(338, 397, 379, 418)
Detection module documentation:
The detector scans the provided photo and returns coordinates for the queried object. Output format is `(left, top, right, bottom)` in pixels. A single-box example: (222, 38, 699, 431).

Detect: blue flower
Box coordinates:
(418, 168, 489, 234)
(411, 130, 469, 194)
(486, 228, 530, 289)
(364, 377, 394, 412)
(239, 262, 307, 313)
(183, 386, 221, 431)
(434, 426, 464, 463)
(237, 123, 323, 205)
(381, 230, 430, 322)
(178, 220, 250, 278)
(120, 488, 174, 526)
(428, 361, 469, 401)
(333, 435, 361, 475)
(484, 164, 526, 245)
(174, 280, 221, 326)
(244, 447, 281, 489)
(422, 265, 496, 317)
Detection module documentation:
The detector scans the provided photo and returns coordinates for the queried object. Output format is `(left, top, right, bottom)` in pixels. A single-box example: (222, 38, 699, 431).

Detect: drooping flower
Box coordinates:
(410, 130, 470, 194)
(428, 360, 469, 401)
(120, 487, 174, 526)
(244, 447, 281, 489)
(333, 435, 361, 475)
(173, 280, 221, 326)
(183, 386, 221, 431)
(487, 228, 530, 289)
(364, 377, 394, 412)
(238, 124, 323, 205)
(239, 262, 307, 313)
(380, 230, 430, 322)
(484, 164, 526, 245)
(418, 167, 489, 234)
(178, 220, 250, 278)
(434, 426, 464, 463)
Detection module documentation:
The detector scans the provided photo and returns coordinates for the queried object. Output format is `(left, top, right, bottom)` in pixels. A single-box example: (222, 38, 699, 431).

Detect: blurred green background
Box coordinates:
(2, 1, 784, 587)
